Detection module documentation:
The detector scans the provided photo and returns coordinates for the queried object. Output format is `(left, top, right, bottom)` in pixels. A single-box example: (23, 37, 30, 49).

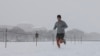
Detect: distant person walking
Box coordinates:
(53, 15, 68, 48)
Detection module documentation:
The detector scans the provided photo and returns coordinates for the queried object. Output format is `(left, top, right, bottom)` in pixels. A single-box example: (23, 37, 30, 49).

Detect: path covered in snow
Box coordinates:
(0, 41, 100, 56)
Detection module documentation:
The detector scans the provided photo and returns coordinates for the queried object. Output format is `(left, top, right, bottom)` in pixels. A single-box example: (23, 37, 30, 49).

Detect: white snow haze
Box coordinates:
(0, 0, 100, 33)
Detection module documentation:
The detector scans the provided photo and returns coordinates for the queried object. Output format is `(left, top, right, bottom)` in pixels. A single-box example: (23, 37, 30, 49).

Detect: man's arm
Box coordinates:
(62, 21, 68, 29)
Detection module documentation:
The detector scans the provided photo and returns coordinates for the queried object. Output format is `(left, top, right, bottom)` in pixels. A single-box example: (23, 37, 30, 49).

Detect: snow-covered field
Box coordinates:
(0, 41, 100, 56)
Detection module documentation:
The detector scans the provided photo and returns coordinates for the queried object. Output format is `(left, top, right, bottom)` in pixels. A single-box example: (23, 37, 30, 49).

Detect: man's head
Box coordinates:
(57, 15, 61, 21)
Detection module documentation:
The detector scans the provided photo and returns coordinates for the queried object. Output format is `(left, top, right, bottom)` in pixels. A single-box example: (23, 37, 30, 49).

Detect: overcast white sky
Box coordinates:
(0, 0, 100, 33)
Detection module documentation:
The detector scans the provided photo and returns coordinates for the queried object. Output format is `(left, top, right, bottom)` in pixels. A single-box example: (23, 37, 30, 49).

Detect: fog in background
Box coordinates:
(0, 0, 100, 33)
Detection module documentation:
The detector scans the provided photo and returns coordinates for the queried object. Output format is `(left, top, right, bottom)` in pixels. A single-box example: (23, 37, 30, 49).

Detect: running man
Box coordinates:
(53, 15, 68, 48)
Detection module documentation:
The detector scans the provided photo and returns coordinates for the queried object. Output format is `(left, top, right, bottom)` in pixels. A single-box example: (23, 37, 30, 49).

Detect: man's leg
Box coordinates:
(59, 38, 66, 45)
(59, 38, 63, 43)
(56, 37, 60, 48)
(63, 39, 66, 44)
(60, 33, 66, 45)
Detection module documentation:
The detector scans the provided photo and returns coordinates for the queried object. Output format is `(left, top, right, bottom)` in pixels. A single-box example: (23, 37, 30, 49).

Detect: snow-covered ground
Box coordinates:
(0, 41, 100, 56)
